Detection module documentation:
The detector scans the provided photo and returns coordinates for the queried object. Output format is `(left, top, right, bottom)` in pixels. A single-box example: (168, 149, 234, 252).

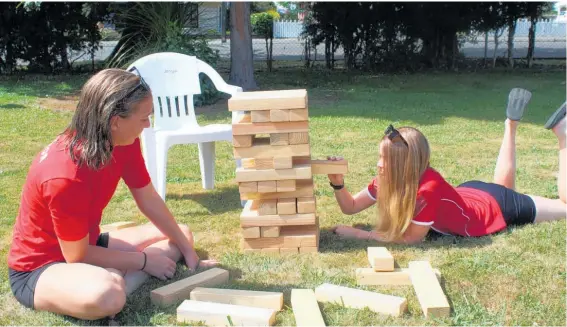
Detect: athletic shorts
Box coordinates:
(457, 180, 537, 226)
(8, 232, 110, 309)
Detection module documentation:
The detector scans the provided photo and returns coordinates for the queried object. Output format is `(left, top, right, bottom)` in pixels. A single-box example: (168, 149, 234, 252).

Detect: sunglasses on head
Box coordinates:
(125, 66, 150, 98)
(384, 124, 408, 147)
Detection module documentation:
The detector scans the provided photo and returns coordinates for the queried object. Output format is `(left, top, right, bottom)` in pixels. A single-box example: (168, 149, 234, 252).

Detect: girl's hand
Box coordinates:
(327, 155, 345, 185)
(331, 225, 371, 240)
(183, 247, 219, 272)
(141, 248, 177, 280)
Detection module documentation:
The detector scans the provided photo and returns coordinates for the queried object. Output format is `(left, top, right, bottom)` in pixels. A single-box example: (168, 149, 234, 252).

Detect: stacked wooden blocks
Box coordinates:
(355, 247, 450, 318)
(229, 89, 320, 254)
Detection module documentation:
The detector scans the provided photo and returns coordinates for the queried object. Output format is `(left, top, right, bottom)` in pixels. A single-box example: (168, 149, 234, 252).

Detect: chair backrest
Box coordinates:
(127, 52, 203, 131)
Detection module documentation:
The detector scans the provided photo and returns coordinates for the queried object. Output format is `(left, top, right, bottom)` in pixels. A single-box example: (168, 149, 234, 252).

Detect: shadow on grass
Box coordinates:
(166, 185, 242, 215)
(0, 103, 26, 109)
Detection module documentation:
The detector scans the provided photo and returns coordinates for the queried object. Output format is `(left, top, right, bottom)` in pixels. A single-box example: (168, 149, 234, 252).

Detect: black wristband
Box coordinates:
(141, 252, 147, 271)
(330, 182, 344, 190)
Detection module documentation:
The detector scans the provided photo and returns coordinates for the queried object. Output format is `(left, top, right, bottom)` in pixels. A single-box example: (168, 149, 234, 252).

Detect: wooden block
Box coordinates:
(276, 180, 296, 192)
(258, 200, 277, 215)
(261, 226, 281, 238)
(100, 221, 137, 233)
(258, 181, 277, 193)
(408, 261, 450, 318)
(297, 197, 316, 214)
(235, 164, 312, 183)
(176, 300, 276, 326)
(314, 283, 407, 317)
(190, 287, 283, 311)
(151, 268, 229, 307)
(242, 227, 261, 239)
(368, 247, 394, 272)
(233, 135, 253, 148)
(251, 110, 271, 123)
(270, 133, 289, 146)
(261, 248, 280, 254)
(270, 109, 290, 122)
(299, 246, 318, 253)
(289, 109, 309, 122)
(241, 179, 314, 200)
(311, 159, 348, 175)
(232, 121, 309, 136)
(280, 247, 299, 254)
(242, 158, 256, 169)
(289, 132, 309, 145)
(241, 200, 316, 227)
(356, 268, 441, 286)
(241, 225, 319, 249)
(237, 112, 252, 123)
(243, 248, 262, 253)
(291, 289, 325, 327)
(277, 198, 297, 214)
(228, 89, 307, 111)
(254, 158, 274, 170)
(234, 139, 310, 159)
(273, 157, 293, 169)
(239, 182, 258, 194)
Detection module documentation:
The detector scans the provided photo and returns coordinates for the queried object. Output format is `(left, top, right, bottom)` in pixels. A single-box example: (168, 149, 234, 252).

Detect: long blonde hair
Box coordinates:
(375, 126, 430, 241)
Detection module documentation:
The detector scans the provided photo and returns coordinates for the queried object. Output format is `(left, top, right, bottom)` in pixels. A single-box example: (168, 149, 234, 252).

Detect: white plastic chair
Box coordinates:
(127, 52, 244, 200)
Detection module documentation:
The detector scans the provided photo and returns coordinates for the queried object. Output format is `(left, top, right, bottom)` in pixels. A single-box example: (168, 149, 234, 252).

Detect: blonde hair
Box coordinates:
(62, 68, 151, 170)
(375, 126, 430, 242)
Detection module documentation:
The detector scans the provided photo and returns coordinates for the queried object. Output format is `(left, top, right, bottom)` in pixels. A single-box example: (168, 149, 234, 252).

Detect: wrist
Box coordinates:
(330, 181, 344, 190)
(140, 251, 147, 271)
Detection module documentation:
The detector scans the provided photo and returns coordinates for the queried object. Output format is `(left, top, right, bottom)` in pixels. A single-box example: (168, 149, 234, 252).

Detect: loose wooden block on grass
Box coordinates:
(270, 133, 289, 146)
(242, 227, 261, 239)
(277, 198, 297, 214)
(270, 109, 290, 122)
(291, 289, 325, 327)
(151, 268, 229, 307)
(355, 267, 441, 286)
(314, 283, 407, 317)
(233, 135, 253, 148)
(273, 157, 293, 169)
(289, 132, 309, 145)
(408, 261, 450, 318)
(261, 226, 280, 238)
(100, 221, 137, 233)
(368, 247, 394, 271)
(251, 110, 271, 123)
(297, 197, 316, 214)
(176, 300, 276, 326)
(289, 109, 309, 122)
(190, 287, 283, 311)
(228, 89, 307, 111)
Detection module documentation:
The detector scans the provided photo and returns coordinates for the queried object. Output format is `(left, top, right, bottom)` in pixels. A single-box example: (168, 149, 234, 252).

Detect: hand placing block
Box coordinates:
(314, 283, 407, 317)
(177, 300, 276, 326)
(190, 287, 283, 311)
(368, 247, 394, 271)
(291, 289, 325, 326)
(408, 261, 450, 318)
(310, 159, 348, 175)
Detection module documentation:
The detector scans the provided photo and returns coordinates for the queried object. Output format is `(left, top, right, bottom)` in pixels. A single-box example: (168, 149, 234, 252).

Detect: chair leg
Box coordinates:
(156, 140, 169, 200)
(198, 142, 216, 190)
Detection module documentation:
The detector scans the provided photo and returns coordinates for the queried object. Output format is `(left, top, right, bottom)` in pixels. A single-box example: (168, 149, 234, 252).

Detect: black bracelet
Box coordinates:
(141, 252, 147, 271)
(330, 182, 344, 190)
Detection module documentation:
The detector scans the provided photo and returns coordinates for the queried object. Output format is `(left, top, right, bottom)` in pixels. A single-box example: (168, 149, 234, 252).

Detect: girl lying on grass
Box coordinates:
(327, 89, 566, 244)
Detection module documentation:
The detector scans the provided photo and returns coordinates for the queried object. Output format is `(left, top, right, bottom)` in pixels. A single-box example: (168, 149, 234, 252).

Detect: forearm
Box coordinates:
(83, 245, 144, 271)
(333, 187, 357, 214)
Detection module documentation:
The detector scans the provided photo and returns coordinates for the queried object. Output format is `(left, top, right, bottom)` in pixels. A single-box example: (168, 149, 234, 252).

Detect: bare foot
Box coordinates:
(198, 259, 219, 269)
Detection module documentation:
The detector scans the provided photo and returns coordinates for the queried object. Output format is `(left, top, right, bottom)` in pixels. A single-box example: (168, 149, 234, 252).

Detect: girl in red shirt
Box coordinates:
(328, 92, 565, 244)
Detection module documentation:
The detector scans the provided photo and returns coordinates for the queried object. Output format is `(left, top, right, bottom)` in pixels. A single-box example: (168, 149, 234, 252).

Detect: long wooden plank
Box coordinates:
(228, 89, 307, 111)
(241, 225, 319, 249)
(311, 159, 349, 175)
(408, 261, 450, 318)
(241, 179, 314, 201)
(232, 121, 309, 136)
(240, 200, 316, 227)
(190, 287, 283, 311)
(368, 247, 394, 271)
(177, 300, 276, 326)
(356, 268, 441, 286)
(234, 143, 310, 160)
(314, 283, 407, 317)
(291, 289, 325, 327)
(151, 268, 229, 307)
(235, 164, 312, 182)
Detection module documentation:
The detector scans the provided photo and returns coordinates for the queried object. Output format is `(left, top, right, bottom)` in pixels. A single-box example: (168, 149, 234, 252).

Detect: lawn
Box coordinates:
(0, 67, 565, 326)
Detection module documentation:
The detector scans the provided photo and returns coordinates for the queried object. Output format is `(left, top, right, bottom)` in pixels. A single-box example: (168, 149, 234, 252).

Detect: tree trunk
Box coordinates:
(325, 38, 331, 69)
(493, 29, 500, 68)
(507, 18, 516, 68)
(483, 31, 488, 67)
(220, 1, 227, 43)
(229, 2, 257, 90)
(527, 16, 536, 68)
(60, 46, 70, 72)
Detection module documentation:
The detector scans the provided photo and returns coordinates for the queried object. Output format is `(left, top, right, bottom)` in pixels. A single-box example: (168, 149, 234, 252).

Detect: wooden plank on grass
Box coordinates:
(228, 89, 307, 111)
(408, 261, 450, 318)
(176, 300, 276, 326)
(356, 268, 441, 286)
(235, 164, 312, 182)
(368, 247, 394, 271)
(314, 283, 407, 317)
(151, 268, 229, 307)
(291, 289, 325, 327)
(232, 121, 309, 136)
(190, 287, 283, 311)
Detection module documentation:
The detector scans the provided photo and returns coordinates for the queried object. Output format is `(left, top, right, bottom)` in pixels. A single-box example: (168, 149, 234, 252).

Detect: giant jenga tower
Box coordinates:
(228, 89, 320, 254)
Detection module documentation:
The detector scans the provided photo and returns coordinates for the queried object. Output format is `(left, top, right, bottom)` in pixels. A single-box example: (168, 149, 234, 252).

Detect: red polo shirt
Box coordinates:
(366, 167, 507, 237)
(7, 136, 151, 272)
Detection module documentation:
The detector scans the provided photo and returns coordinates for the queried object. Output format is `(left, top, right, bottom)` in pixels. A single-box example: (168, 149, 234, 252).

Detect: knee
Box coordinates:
(86, 273, 126, 318)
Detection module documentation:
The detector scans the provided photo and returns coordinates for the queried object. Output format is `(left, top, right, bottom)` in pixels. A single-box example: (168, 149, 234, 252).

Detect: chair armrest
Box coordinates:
(197, 59, 243, 95)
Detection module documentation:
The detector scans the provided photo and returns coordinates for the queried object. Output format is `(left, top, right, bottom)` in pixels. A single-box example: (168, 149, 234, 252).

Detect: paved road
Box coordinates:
(83, 37, 566, 64)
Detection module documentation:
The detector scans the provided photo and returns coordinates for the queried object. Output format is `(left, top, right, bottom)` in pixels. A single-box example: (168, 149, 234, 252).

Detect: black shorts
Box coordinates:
(8, 232, 110, 310)
(457, 180, 537, 226)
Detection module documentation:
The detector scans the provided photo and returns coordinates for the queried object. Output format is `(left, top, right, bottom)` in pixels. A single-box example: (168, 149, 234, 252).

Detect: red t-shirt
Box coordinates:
(8, 136, 151, 272)
(366, 167, 507, 237)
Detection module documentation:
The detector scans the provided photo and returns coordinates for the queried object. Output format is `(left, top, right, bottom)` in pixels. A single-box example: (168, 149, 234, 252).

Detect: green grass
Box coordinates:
(0, 68, 565, 326)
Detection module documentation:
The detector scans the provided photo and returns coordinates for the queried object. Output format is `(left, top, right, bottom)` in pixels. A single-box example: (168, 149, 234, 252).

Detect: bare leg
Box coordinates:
(493, 119, 519, 190)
